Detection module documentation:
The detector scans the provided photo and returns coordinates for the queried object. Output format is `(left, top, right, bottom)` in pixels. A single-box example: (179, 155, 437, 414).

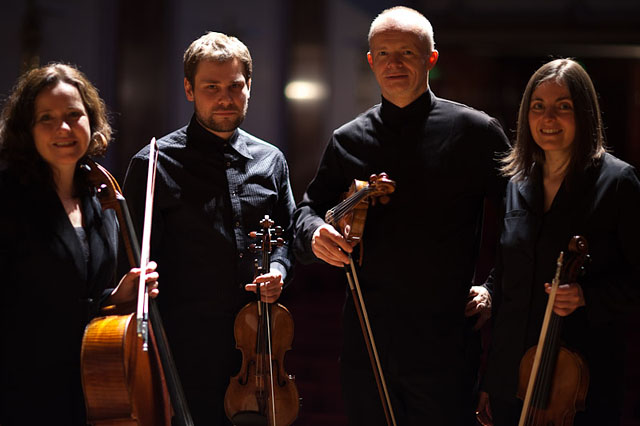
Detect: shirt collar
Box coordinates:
(380, 89, 434, 125)
(186, 115, 252, 160)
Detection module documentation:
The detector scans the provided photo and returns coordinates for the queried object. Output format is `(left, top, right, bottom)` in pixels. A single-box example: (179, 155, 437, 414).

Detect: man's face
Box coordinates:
(184, 58, 250, 139)
(367, 29, 437, 108)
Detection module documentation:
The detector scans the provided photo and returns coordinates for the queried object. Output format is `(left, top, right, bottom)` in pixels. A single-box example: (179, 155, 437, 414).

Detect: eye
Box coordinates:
(530, 101, 544, 111)
(403, 50, 414, 55)
(37, 113, 52, 122)
(377, 50, 387, 57)
(231, 83, 243, 89)
(558, 101, 574, 111)
(68, 110, 84, 119)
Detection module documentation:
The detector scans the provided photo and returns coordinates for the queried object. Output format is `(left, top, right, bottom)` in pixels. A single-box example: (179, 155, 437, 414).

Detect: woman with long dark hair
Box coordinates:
(477, 58, 640, 425)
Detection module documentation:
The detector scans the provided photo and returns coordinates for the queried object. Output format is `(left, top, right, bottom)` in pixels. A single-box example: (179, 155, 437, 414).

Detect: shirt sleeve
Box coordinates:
(269, 151, 297, 284)
(293, 134, 349, 265)
(583, 164, 640, 322)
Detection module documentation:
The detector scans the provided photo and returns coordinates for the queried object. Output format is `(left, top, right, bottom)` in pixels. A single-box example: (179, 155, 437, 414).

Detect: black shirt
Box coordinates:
(294, 90, 510, 370)
(124, 116, 295, 317)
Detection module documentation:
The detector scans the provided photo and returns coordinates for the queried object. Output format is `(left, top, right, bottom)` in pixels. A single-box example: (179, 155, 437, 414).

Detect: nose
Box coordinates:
(542, 106, 557, 120)
(57, 119, 72, 132)
(217, 88, 233, 105)
(386, 52, 403, 68)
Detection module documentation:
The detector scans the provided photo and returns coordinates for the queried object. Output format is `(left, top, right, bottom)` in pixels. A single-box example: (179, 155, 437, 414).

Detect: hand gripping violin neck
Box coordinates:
(325, 173, 398, 426)
(517, 235, 590, 426)
(225, 215, 300, 426)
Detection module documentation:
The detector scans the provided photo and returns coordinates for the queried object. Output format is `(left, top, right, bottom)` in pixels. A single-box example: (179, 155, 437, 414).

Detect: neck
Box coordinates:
(52, 166, 77, 200)
(543, 151, 571, 181)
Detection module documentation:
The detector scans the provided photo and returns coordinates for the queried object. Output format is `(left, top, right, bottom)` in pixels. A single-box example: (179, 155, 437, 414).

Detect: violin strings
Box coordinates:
(330, 187, 371, 222)
(265, 304, 277, 426)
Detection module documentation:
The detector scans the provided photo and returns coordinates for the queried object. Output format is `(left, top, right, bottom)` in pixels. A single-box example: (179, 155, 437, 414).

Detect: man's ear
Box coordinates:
(184, 77, 194, 101)
(427, 50, 439, 69)
(246, 78, 251, 98)
(367, 52, 374, 70)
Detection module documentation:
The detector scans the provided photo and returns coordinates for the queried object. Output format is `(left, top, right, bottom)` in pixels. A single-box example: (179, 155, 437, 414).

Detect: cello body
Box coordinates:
(82, 313, 171, 425)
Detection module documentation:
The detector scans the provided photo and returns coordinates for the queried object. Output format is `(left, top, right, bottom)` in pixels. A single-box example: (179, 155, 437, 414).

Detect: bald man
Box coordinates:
(294, 6, 510, 425)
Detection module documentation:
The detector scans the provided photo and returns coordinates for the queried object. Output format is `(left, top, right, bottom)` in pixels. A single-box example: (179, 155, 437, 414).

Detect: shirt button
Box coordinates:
(235, 221, 241, 227)
(239, 252, 244, 258)
(226, 161, 231, 167)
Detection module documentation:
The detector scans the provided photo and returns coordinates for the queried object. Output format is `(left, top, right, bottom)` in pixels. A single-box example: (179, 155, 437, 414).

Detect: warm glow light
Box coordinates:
(284, 80, 327, 101)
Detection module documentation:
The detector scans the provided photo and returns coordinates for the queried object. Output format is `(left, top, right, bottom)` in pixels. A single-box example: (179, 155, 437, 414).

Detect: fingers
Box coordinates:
(545, 282, 584, 317)
(312, 225, 351, 267)
(245, 272, 283, 303)
(475, 392, 493, 426)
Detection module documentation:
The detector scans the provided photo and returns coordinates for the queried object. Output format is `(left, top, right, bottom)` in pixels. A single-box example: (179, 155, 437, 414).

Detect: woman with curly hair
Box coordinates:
(0, 63, 158, 425)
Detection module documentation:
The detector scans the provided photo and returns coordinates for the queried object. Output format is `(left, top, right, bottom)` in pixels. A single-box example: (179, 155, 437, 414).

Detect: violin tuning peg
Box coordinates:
(275, 226, 283, 236)
(249, 231, 258, 238)
(276, 237, 285, 247)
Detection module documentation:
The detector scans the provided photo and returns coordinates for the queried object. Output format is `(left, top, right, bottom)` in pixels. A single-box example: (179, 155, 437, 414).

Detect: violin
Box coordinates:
(224, 215, 300, 426)
(80, 154, 193, 425)
(517, 235, 590, 426)
(324, 173, 397, 426)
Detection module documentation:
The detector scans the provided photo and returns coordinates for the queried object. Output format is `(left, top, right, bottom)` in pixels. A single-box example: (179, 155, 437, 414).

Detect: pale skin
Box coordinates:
(32, 81, 159, 305)
(476, 81, 586, 426)
(183, 58, 283, 302)
(312, 19, 489, 325)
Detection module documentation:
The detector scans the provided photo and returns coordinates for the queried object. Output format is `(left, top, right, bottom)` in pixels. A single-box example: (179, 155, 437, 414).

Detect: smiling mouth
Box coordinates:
(53, 140, 77, 147)
(540, 129, 562, 135)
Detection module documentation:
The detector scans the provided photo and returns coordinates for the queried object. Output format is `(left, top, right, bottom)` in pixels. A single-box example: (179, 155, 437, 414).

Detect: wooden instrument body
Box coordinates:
(225, 302, 299, 425)
(82, 313, 171, 425)
(517, 345, 589, 425)
(516, 236, 590, 426)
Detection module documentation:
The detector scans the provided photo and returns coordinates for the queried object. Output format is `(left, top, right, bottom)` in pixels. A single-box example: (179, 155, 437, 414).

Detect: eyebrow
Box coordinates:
(531, 96, 572, 102)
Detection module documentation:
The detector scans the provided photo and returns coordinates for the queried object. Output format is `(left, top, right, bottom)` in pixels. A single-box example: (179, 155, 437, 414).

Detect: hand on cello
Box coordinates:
(311, 223, 353, 267)
(544, 282, 585, 316)
(245, 270, 284, 303)
(107, 260, 160, 305)
(465, 285, 492, 330)
(475, 391, 493, 426)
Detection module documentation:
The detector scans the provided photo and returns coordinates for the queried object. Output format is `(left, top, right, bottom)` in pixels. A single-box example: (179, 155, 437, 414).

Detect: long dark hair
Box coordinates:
(0, 63, 111, 187)
(501, 58, 606, 181)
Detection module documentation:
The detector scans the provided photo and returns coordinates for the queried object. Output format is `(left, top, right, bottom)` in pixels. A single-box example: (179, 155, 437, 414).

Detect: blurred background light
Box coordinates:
(284, 80, 327, 100)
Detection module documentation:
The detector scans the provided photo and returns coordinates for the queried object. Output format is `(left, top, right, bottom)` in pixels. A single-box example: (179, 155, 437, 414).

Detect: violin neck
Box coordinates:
(326, 186, 371, 225)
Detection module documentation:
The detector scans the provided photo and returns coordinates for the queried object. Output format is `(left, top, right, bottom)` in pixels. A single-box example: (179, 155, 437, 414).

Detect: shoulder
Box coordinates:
(434, 95, 500, 128)
(333, 104, 381, 138)
(596, 152, 639, 188)
(132, 125, 188, 160)
(238, 128, 288, 163)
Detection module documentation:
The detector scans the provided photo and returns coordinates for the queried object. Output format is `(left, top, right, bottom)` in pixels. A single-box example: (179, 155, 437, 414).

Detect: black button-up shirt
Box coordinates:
(124, 116, 296, 317)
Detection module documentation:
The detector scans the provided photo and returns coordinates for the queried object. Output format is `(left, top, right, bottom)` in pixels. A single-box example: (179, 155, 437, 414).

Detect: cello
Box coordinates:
(224, 215, 300, 426)
(80, 141, 193, 425)
(323, 173, 397, 426)
(517, 235, 590, 425)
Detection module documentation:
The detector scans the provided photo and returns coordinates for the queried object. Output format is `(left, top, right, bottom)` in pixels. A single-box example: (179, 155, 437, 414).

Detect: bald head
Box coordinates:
(368, 6, 434, 53)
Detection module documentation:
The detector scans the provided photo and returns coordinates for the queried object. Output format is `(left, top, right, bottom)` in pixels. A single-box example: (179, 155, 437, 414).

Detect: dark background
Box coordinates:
(2, 0, 640, 424)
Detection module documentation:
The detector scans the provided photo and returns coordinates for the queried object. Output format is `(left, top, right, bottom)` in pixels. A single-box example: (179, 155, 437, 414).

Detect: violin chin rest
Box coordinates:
(231, 411, 268, 426)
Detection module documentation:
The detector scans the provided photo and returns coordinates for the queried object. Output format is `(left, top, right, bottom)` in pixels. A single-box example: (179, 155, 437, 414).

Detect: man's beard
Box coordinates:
(196, 106, 247, 134)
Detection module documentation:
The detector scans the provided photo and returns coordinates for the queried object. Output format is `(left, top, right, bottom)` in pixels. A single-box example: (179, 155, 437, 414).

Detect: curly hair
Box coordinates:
(0, 63, 111, 186)
(502, 58, 606, 181)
